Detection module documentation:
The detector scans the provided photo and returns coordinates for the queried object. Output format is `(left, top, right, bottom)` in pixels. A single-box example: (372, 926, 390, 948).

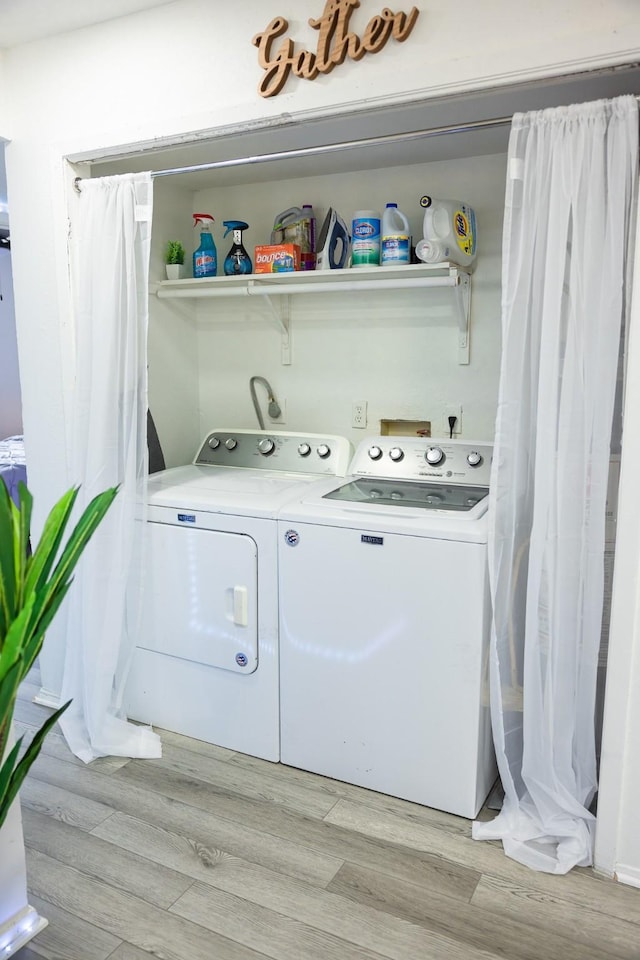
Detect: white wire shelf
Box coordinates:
(151, 262, 472, 364)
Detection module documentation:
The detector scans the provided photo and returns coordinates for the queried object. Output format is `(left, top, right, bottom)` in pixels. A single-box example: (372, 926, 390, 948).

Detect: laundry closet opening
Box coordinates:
(73, 60, 640, 806)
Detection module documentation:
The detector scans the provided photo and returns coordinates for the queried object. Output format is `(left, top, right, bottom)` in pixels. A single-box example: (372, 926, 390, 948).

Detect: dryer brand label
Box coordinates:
(361, 534, 384, 545)
(177, 513, 196, 523)
(235, 653, 249, 667)
(284, 529, 300, 546)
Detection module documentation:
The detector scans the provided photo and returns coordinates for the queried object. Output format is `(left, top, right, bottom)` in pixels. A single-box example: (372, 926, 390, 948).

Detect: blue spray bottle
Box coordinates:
(193, 213, 217, 278)
(223, 221, 252, 275)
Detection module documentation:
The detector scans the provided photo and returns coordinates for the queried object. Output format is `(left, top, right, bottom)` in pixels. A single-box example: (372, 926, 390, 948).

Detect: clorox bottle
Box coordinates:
(418, 196, 477, 269)
(193, 213, 217, 278)
(381, 203, 410, 266)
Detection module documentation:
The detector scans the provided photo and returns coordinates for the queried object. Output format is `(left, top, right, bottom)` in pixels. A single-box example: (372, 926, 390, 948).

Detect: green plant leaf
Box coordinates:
(0, 597, 36, 687)
(0, 699, 71, 832)
(22, 486, 78, 600)
(165, 239, 185, 265)
(0, 656, 24, 769)
(15, 482, 33, 606)
(0, 480, 17, 640)
(41, 487, 118, 603)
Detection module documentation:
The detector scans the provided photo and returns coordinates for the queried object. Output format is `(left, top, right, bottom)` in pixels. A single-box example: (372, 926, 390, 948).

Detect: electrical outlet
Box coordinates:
(441, 404, 462, 437)
(268, 398, 286, 424)
(352, 400, 368, 429)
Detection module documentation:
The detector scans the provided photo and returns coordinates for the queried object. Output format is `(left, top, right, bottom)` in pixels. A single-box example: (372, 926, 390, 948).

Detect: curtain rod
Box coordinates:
(72, 94, 640, 191)
(72, 113, 512, 192)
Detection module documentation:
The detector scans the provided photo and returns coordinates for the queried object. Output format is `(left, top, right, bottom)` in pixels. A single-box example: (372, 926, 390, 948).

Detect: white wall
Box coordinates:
(0, 250, 22, 437)
(1, 0, 640, 879)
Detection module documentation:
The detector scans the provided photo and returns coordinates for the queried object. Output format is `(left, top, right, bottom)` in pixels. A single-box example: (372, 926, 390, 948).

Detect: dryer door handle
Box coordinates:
(232, 585, 249, 627)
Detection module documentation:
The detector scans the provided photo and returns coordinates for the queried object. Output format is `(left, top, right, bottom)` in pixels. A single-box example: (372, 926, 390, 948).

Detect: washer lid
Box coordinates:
(146, 464, 328, 518)
(324, 476, 488, 513)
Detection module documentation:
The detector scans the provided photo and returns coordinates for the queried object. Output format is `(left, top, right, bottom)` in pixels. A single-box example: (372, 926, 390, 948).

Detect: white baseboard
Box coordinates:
(0, 905, 48, 957)
(615, 864, 640, 889)
(33, 688, 62, 709)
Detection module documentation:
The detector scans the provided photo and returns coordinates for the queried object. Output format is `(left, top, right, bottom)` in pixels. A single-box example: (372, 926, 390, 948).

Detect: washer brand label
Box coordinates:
(235, 653, 248, 667)
(284, 529, 300, 546)
(361, 534, 384, 545)
(177, 513, 196, 523)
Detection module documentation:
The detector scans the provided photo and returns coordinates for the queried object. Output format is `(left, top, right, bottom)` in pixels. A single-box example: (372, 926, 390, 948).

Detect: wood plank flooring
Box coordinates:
(11, 666, 640, 960)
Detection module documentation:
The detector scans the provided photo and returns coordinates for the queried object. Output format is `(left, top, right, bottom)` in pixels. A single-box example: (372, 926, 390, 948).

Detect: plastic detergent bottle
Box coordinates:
(418, 196, 477, 268)
(223, 220, 252, 275)
(351, 210, 381, 267)
(381, 203, 410, 266)
(272, 205, 315, 268)
(193, 213, 217, 278)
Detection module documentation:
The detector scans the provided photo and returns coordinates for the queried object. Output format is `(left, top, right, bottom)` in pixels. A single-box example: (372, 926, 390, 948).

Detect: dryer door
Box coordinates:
(137, 523, 258, 673)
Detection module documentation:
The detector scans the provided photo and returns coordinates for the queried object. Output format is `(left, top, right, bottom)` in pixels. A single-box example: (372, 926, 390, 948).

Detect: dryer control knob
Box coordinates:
(208, 437, 221, 449)
(317, 444, 331, 459)
(467, 451, 483, 467)
(225, 438, 238, 450)
(425, 446, 444, 465)
(258, 438, 275, 455)
(389, 447, 404, 462)
(298, 443, 311, 457)
(368, 446, 383, 460)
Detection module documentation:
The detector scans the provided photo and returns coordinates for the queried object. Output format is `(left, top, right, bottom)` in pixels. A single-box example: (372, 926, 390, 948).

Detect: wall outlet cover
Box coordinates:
(352, 400, 367, 429)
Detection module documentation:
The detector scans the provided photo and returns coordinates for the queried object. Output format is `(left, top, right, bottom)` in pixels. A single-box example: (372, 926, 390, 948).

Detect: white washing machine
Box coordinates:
(124, 428, 351, 761)
(278, 436, 497, 818)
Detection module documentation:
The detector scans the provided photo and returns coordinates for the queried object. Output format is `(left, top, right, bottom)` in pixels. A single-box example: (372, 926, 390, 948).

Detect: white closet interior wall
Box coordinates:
(148, 152, 506, 467)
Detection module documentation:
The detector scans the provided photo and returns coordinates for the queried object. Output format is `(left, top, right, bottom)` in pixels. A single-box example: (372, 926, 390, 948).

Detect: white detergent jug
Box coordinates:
(418, 196, 477, 269)
(381, 203, 410, 266)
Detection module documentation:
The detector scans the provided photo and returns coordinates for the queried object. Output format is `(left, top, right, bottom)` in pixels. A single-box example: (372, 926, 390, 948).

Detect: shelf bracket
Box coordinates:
(261, 293, 291, 365)
(454, 271, 471, 365)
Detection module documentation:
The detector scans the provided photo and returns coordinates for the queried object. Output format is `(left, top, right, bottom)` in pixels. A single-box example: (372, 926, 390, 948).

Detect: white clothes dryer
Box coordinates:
(278, 436, 497, 818)
(124, 429, 351, 761)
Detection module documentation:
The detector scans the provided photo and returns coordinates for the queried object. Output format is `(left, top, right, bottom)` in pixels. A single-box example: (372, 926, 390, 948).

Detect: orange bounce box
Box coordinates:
(254, 244, 301, 273)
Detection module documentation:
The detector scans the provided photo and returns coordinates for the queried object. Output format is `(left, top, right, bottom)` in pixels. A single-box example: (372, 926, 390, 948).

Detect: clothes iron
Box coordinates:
(316, 208, 350, 270)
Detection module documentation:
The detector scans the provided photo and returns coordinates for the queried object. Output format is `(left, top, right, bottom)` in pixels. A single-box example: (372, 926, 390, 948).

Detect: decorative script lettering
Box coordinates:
(252, 1, 420, 98)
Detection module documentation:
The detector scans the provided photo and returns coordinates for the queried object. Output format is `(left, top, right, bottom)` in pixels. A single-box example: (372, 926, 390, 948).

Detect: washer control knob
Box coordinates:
(389, 447, 404, 462)
(208, 437, 220, 449)
(368, 446, 383, 460)
(317, 444, 331, 459)
(298, 443, 311, 457)
(467, 451, 483, 467)
(258, 438, 275, 456)
(225, 438, 238, 450)
(425, 446, 444, 465)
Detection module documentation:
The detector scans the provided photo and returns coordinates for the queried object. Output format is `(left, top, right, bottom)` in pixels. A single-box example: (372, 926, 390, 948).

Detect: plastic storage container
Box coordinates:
(418, 196, 477, 268)
(352, 210, 381, 267)
(271, 206, 314, 268)
(381, 203, 410, 266)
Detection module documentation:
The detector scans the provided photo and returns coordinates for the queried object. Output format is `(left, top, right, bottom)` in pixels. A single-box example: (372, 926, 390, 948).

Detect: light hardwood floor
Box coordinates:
(12, 666, 640, 960)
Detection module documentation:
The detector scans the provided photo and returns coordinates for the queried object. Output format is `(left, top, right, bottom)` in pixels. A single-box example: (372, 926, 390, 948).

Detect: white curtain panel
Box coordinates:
(473, 97, 638, 872)
(61, 172, 161, 763)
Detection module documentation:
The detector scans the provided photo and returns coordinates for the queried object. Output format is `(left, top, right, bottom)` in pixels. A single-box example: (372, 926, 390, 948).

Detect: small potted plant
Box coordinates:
(164, 240, 185, 280)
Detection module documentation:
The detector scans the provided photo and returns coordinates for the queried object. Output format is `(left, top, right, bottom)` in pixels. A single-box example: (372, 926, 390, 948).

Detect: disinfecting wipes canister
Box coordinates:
(351, 211, 381, 267)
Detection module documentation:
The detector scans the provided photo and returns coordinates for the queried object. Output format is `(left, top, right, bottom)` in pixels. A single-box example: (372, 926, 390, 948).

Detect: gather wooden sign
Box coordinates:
(252, 0, 420, 98)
